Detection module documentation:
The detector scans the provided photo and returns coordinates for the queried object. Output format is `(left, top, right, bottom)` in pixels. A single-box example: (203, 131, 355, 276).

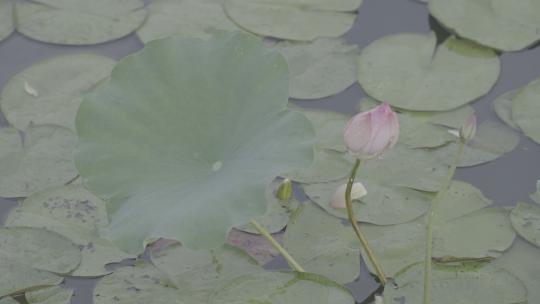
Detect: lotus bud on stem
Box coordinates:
(276, 178, 293, 202)
(343, 102, 400, 286)
(422, 114, 476, 304)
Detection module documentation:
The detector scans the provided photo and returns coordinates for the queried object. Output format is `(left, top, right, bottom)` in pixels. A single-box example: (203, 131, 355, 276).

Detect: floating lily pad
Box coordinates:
(493, 89, 521, 130)
(531, 180, 540, 204)
(93, 263, 183, 304)
(0, 297, 18, 304)
(283, 204, 360, 284)
(224, 0, 362, 41)
(0, 0, 13, 41)
(433, 120, 520, 167)
(150, 243, 261, 302)
(304, 179, 432, 225)
(237, 180, 299, 234)
(361, 182, 514, 277)
(137, 0, 239, 43)
(26, 286, 73, 304)
(0, 54, 114, 132)
(511, 78, 540, 144)
(491, 238, 540, 302)
(75, 32, 315, 253)
(0, 262, 62, 298)
(5, 185, 133, 276)
(429, 0, 540, 51)
(208, 271, 355, 304)
(15, 0, 147, 45)
(282, 149, 351, 183)
(357, 32, 500, 111)
(510, 202, 540, 247)
(273, 38, 360, 99)
(0, 125, 78, 198)
(383, 263, 527, 304)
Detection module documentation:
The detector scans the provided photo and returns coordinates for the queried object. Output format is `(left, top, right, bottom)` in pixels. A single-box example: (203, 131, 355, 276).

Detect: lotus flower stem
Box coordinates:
(345, 159, 387, 286)
(250, 219, 305, 272)
(423, 141, 465, 304)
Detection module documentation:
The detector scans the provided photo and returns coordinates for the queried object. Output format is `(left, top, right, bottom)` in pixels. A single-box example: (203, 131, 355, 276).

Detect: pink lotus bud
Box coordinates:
(343, 102, 399, 159)
(459, 114, 477, 143)
(330, 182, 367, 209)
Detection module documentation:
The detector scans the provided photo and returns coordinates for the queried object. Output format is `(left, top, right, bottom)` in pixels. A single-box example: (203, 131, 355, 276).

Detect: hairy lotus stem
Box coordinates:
(423, 141, 465, 304)
(346, 159, 387, 286)
(250, 219, 305, 272)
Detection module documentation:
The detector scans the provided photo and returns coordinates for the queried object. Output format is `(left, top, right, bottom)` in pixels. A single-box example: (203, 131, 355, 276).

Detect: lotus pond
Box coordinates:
(0, 0, 539, 303)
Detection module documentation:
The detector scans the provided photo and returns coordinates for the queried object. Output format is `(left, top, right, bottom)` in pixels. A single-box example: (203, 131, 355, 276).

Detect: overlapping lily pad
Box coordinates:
(273, 38, 360, 99)
(0, 126, 78, 198)
(357, 32, 500, 111)
(429, 0, 540, 51)
(383, 263, 527, 304)
(75, 32, 315, 253)
(510, 202, 540, 247)
(493, 89, 521, 130)
(0, 54, 115, 132)
(0, 0, 13, 42)
(15, 0, 147, 45)
(511, 78, 540, 144)
(224, 0, 362, 41)
(282, 149, 351, 183)
(26, 286, 73, 304)
(0, 297, 18, 304)
(136, 0, 239, 43)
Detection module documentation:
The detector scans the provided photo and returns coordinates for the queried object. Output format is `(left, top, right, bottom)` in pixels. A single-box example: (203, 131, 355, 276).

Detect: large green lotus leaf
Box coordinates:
(0, 0, 13, 42)
(357, 32, 500, 111)
(136, 0, 240, 43)
(491, 238, 540, 302)
(531, 180, 540, 205)
(510, 202, 540, 247)
(15, 0, 147, 45)
(5, 185, 133, 277)
(433, 120, 520, 167)
(0, 54, 114, 132)
(361, 182, 515, 277)
(493, 88, 521, 130)
(289, 106, 349, 152)
(0, 126, 78, 198)
(282, 148, 351, 183)
(93, 263, 183, 304)
(273, 38, 359, 99)
(75, 32, 315, 253)
(150, 242, 261, 302)
(0, 262, 62, 298)
(428, 0, 540, 51)
(512, 78, 540, 144)
(383, 263, 527, 304)
(283, 204, 360, 284)
(224, 0, 361, 41)
(304, 179, 432, 225)
(208, 271, 355, 304)
(236, 180, 299, 234)
(26, 286, 73, 304)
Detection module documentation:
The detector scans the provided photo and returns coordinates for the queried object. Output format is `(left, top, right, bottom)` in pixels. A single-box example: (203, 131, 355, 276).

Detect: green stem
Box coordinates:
(423, 141, 465, 304)
(345, 159, 387, 286)
(250, 219, 305, 272)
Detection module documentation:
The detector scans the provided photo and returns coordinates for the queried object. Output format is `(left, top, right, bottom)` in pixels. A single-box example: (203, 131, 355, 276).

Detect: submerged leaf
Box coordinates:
(531, 180, 540, 205)
(0, 0, 14, 42)
(224, 0, 362, 41)
(511, 78, 540, 144)
(357, 32, 500, 111)
(75, 32, 315, 253)
(510, 202, 540, 247)
(15, 0, 147, 45)
(493, 88, 521, 130)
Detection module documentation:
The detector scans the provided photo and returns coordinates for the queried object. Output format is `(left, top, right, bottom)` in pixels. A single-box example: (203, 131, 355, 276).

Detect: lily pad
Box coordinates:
(224, 0, 362, 41)
(93, 263, 183, 304)
(510, 202, 540, 247)
(428, 0, 540, 51)
(0, 262, 62, 298)
(361, 182, 515, 277)
(357, 32, 500, 111)
(75, 32, 315, 253)
(150, 243, 261, 302)
(237, 180, 299, 234)
(511, 78, 540, 144)
(282, 148, 351, 183)
(0, 0, 13, 41)
(137, 0, 239, 43)
(273, 38, 360, 99)
(0, 298, 18, 304)
(531, 180, 540, 204)
(15, 0, 147, 45)
(26, 286, 73, 304)
(283, 204, 360, 284)
(491, 238, 540, 302)
(0, 125, 78, 198)
(493, 88, 521, 130)
(0, 54, 115, 132)
(5, 185, 133, 277)
(383, 263, 527, 304)
(208, 271, 355, 304)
